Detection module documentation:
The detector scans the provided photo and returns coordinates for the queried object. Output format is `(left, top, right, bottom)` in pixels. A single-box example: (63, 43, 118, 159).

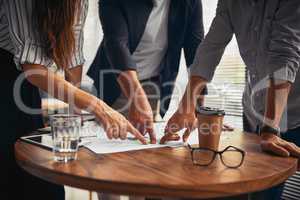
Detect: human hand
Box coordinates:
(260, 133, 300, 157)
(160, 76, 207, 144)
(94, 101, 147, 144)
(128, 93, 156, 144)
(161, 111, 197, 144)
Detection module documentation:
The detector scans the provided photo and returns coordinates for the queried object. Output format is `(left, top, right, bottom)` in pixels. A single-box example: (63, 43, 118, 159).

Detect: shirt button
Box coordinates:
(254, 26, 259, 31)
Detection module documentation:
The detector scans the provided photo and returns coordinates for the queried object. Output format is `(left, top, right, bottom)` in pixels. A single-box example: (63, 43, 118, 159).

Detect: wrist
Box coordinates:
(260, 124, 281, 137)
(130, 90, 151, 112)
(91, 98, 107, 117)
(181, 76, 207, 113)
(178, 98, 196, 115)
(118, 70, 143, 100)
(260, 132, 278, 141)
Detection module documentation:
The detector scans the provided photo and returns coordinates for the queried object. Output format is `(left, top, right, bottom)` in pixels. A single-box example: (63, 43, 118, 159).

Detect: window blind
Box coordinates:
(204, 55, 246, 129)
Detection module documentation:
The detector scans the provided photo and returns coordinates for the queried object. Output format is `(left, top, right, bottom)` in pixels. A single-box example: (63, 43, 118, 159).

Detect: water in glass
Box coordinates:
(51, 115, 81, 162)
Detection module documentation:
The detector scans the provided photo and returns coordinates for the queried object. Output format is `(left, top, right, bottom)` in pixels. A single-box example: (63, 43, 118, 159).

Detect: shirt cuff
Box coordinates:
(17, 41, 53, 70)
(267, 62, 298, 83)
(188, 63, 215, 82)
(70, 50, 86, 69)
(70, 27, 86, 69)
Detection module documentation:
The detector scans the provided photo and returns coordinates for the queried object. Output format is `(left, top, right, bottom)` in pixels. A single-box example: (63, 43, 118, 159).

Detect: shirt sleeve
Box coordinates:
(69, 0, 88, 68)
(183, 0, 204, 67)
(184, 0, 207, 95)
(99, 0, 137, 71)
(4, 0, 53, 69)
(266, 0, 300, 83)
(189, 0, 234, 82)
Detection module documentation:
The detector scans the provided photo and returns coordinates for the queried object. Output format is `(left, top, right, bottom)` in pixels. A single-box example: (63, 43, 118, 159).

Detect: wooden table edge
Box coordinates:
(15, 140, 298, 199)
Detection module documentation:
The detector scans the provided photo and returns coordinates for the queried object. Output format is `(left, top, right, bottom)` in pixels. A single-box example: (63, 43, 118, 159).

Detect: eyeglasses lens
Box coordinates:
(192, 149, 215, 166)
(221, 149, 244, 168)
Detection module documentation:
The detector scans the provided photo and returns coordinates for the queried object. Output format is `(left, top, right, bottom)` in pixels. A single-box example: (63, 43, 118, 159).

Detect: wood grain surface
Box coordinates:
(15, 131, 298, 199)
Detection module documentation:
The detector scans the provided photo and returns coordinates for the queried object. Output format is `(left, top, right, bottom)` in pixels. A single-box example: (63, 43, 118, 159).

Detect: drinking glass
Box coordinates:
(51, 114, 81, 162)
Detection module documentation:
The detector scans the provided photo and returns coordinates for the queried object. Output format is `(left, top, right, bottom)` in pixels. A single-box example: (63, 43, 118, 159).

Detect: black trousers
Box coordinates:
(0, 48, 65, 200)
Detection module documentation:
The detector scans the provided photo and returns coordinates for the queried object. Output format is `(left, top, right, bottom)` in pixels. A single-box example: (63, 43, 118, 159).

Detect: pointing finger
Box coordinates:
(127, 122, 147, 145)
(147, 127, 157, 144)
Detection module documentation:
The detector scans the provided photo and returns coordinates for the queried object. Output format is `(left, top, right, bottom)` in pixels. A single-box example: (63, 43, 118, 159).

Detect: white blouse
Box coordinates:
(0, 0, 88, 69)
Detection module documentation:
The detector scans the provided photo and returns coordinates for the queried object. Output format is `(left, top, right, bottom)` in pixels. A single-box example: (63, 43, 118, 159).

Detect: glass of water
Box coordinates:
(51, 114, 81, 162)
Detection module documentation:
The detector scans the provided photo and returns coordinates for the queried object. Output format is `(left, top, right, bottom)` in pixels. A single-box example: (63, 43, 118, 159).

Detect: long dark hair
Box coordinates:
(34, 0, 82, 69)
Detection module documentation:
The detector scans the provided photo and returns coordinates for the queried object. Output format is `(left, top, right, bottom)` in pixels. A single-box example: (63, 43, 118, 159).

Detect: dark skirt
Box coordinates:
(0, 48, 65, 200)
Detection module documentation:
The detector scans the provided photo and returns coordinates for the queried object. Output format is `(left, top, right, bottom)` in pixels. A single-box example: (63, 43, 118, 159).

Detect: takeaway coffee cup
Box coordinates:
(196, 107, 225, 151)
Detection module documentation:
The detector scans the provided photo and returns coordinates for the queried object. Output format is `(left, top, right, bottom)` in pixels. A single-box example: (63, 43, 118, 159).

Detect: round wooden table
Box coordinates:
(15, 131, 297, 199)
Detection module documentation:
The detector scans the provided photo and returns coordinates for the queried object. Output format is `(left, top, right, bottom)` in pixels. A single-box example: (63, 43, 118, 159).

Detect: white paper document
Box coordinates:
(81, 122, 199, 154)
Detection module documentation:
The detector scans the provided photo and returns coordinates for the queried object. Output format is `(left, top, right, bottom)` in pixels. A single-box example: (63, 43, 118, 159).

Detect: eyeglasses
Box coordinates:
(187, 144, 245, 168)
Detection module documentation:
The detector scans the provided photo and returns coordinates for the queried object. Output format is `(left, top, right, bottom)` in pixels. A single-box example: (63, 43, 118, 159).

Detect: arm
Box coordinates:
(260, 0, 300, 157)
(99, 0, 136, 71)
(162, 0, 234, 143)
(22, 64, 146, 144)
(189, 0, 234, 82)
(117, 70, 156, 144)
(4, 0, 146, 144)
(65, 66, 82, 88)
(184, 0, 208, 100)
(160, 76, 207, 144)
(64, 0, 87, 114)
(263, 80, 291, 129)
(183, 0, 204, 67)
(65, 66, 83, 114)
(260, 79, 300, 157)
(100, 0, 156, 143)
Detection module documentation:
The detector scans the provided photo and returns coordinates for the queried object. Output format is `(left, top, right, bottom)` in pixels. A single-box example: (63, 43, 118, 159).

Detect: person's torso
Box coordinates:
(0, 0, 88, 69)
(0, 0, 26, 54)
(132, 0, 171, 80)
(99, 0, 195, 78)
(227, 0, 300, 131)
(89, 0, 201, 113)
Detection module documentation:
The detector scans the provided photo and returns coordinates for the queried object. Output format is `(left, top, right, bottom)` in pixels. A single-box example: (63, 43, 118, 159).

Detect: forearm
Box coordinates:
(259, 79, 300, 158)
(65, 66, 83, 114)
(179, 76, 207, 113)
(117, 70, 146, 100)
(65, 65, 82, 87)
(263, 78, 291, 128)
(22, 64, 106, 116)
